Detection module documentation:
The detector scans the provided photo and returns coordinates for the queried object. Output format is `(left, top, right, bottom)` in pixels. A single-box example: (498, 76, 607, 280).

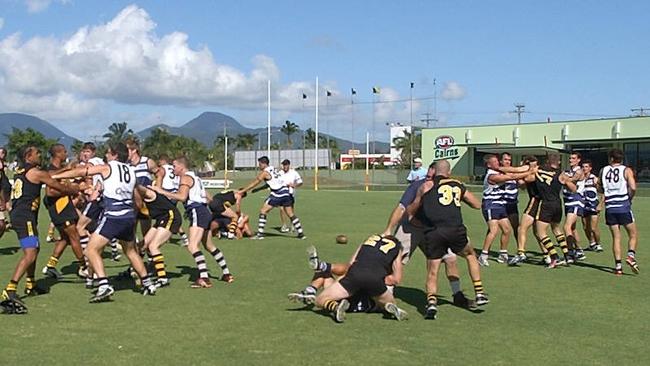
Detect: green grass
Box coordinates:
(1, 188, 648, 365)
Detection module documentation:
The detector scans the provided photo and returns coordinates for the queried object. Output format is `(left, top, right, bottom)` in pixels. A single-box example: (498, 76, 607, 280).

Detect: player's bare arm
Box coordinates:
(241, 171, 270, 193)
(381, 204, 405, 236)
(462, 190, 481, 209)
(385, 249, 404, 285)
(149, 175, 192, 202)
(626, 167, 636, 200)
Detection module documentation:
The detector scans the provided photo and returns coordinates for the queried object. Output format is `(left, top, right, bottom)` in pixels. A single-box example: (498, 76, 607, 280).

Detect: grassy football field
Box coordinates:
(0, 187, 648, 365)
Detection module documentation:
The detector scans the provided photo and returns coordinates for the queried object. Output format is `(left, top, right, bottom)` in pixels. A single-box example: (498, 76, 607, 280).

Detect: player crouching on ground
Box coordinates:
(312, 234, 408, 323)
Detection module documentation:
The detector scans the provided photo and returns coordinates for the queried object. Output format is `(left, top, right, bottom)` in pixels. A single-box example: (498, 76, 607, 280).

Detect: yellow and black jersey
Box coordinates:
(421, 176, 466, 227)
(10, 163, 41, 213)
(352, 234, 402, 277)
(209, 190, 236, 214)
(534, 167, 563, 203)
(146, 192, 177, 220)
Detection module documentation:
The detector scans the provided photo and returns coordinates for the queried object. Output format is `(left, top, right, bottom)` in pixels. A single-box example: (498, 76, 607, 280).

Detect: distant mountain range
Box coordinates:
(0, 113, 77, 147)
(0, 111, 389, 153)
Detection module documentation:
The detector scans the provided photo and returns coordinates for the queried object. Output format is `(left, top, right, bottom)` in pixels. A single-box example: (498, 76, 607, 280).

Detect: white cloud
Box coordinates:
(0, 5, 318, 121)
(441, 81, 466, 101)
(25, 0, 51, 13)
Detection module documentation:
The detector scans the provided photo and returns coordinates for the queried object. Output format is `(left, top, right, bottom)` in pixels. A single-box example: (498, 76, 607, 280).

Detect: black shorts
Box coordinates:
(422, 225, 468, 260)
(347, 292, 377, 313)
(209, 200, 227, 215)
(211, 215, 232, 229)
(339, 266, 387, 298)
(10, 210, 39, 242)
(523, 197, 541, 218)
(537, 200, 562, 224)
(47, 197, 79, 229)
(506, 203, 519, 216)
(152, 208, 182, 234)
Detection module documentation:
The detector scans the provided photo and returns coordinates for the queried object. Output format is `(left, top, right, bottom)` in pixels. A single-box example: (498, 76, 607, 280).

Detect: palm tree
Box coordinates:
(235, 133, 257, 151)
(392, 128, 421, 168)
(280, 120, 299, 148)
(103, 122, 134, 145)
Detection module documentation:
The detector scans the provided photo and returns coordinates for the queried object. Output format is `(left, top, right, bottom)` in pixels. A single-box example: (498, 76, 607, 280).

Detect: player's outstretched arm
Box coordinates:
(52, 164, 107, 180)
(462, 190, 481, 209)
(560, 174, 577, 192)
(36, 170, 80, 196)
(241, 171, 268, 193)
(149, 175, 191, 202)
(381, 204, 405, 236)
(498, 165, 530, 174)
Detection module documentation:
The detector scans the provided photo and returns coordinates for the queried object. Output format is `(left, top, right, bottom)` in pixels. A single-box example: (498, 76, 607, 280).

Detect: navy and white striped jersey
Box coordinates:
(583, 173, 598, 212)
(503, 179, 518, 206)
(601, 165, 631, 213)
(482, 168, 506, 208)
(103, 161, 136, 218)
(563, 166, 585, 208)
(133, 156, 153, 186)
(264, 166, 291, 199)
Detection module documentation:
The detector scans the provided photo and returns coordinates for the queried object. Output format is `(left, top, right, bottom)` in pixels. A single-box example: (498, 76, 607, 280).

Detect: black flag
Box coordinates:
(302, 93, 307, 99)
(351, 88, 356, 95)
(327, 90, 332, 97)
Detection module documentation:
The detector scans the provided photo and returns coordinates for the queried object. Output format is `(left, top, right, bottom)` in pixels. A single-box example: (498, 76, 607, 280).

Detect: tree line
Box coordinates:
(2, 119, 354, 171)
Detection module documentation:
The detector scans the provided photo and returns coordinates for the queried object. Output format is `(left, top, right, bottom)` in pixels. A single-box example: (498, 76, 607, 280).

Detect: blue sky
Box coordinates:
(0, 0, 648, 143)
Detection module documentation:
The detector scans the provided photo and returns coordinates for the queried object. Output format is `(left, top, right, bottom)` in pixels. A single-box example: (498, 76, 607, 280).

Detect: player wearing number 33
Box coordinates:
(406, 159, 489, 319)
(314, 234, 408, 323)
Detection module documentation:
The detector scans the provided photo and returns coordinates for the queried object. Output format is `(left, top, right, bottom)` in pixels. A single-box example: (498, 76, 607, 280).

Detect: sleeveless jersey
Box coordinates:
(133, 156, 153, 186)
(535, 167, 563, 203)
(503, 179, 518, 205)
(563, 166, 585, 208)
(87, 157, 105, 187)
(482, 168, 506, 208)
(526, 181, 540, 199)
(103, 160, 136, 218)
(44, 163, 74, 211)
(184, 171, 207, 209)
(601, 165, 631, 213)
(161, 164, 179, 192)
(264, 166, 290, 199)
(353, 234, 402, 277)
(582, 173, 599, 211)
(10, 164, 42, 213)
(421, 176, 466, 227)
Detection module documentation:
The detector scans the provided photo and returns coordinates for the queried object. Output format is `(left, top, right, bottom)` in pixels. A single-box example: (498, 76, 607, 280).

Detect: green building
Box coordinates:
(421, 116, 650, 182)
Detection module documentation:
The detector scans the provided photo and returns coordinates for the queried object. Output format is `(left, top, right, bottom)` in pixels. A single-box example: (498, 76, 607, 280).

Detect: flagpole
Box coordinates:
(409, 82, 414, 171)
(224, 135, 229, 188)
(365, 131, 369, 192)
(351, 89, 356, 151)
(314, 76, 319, 191)
(326, 90, 331, 176)
(267, 80, 271, 158)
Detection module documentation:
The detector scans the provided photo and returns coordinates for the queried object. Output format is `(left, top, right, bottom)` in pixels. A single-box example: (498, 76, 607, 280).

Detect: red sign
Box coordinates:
(435, 135, 455, 149)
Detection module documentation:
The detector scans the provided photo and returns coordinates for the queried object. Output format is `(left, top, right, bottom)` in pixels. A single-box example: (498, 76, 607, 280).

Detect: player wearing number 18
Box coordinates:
(314, 234, 408, 323)
(598, 149, 639, 275)
(407, 159, 488, 319)
(52, 142, 158, 302)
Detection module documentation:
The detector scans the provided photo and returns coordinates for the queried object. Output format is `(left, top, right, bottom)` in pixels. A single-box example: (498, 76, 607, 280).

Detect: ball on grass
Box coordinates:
(336, 235, 348, 244)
